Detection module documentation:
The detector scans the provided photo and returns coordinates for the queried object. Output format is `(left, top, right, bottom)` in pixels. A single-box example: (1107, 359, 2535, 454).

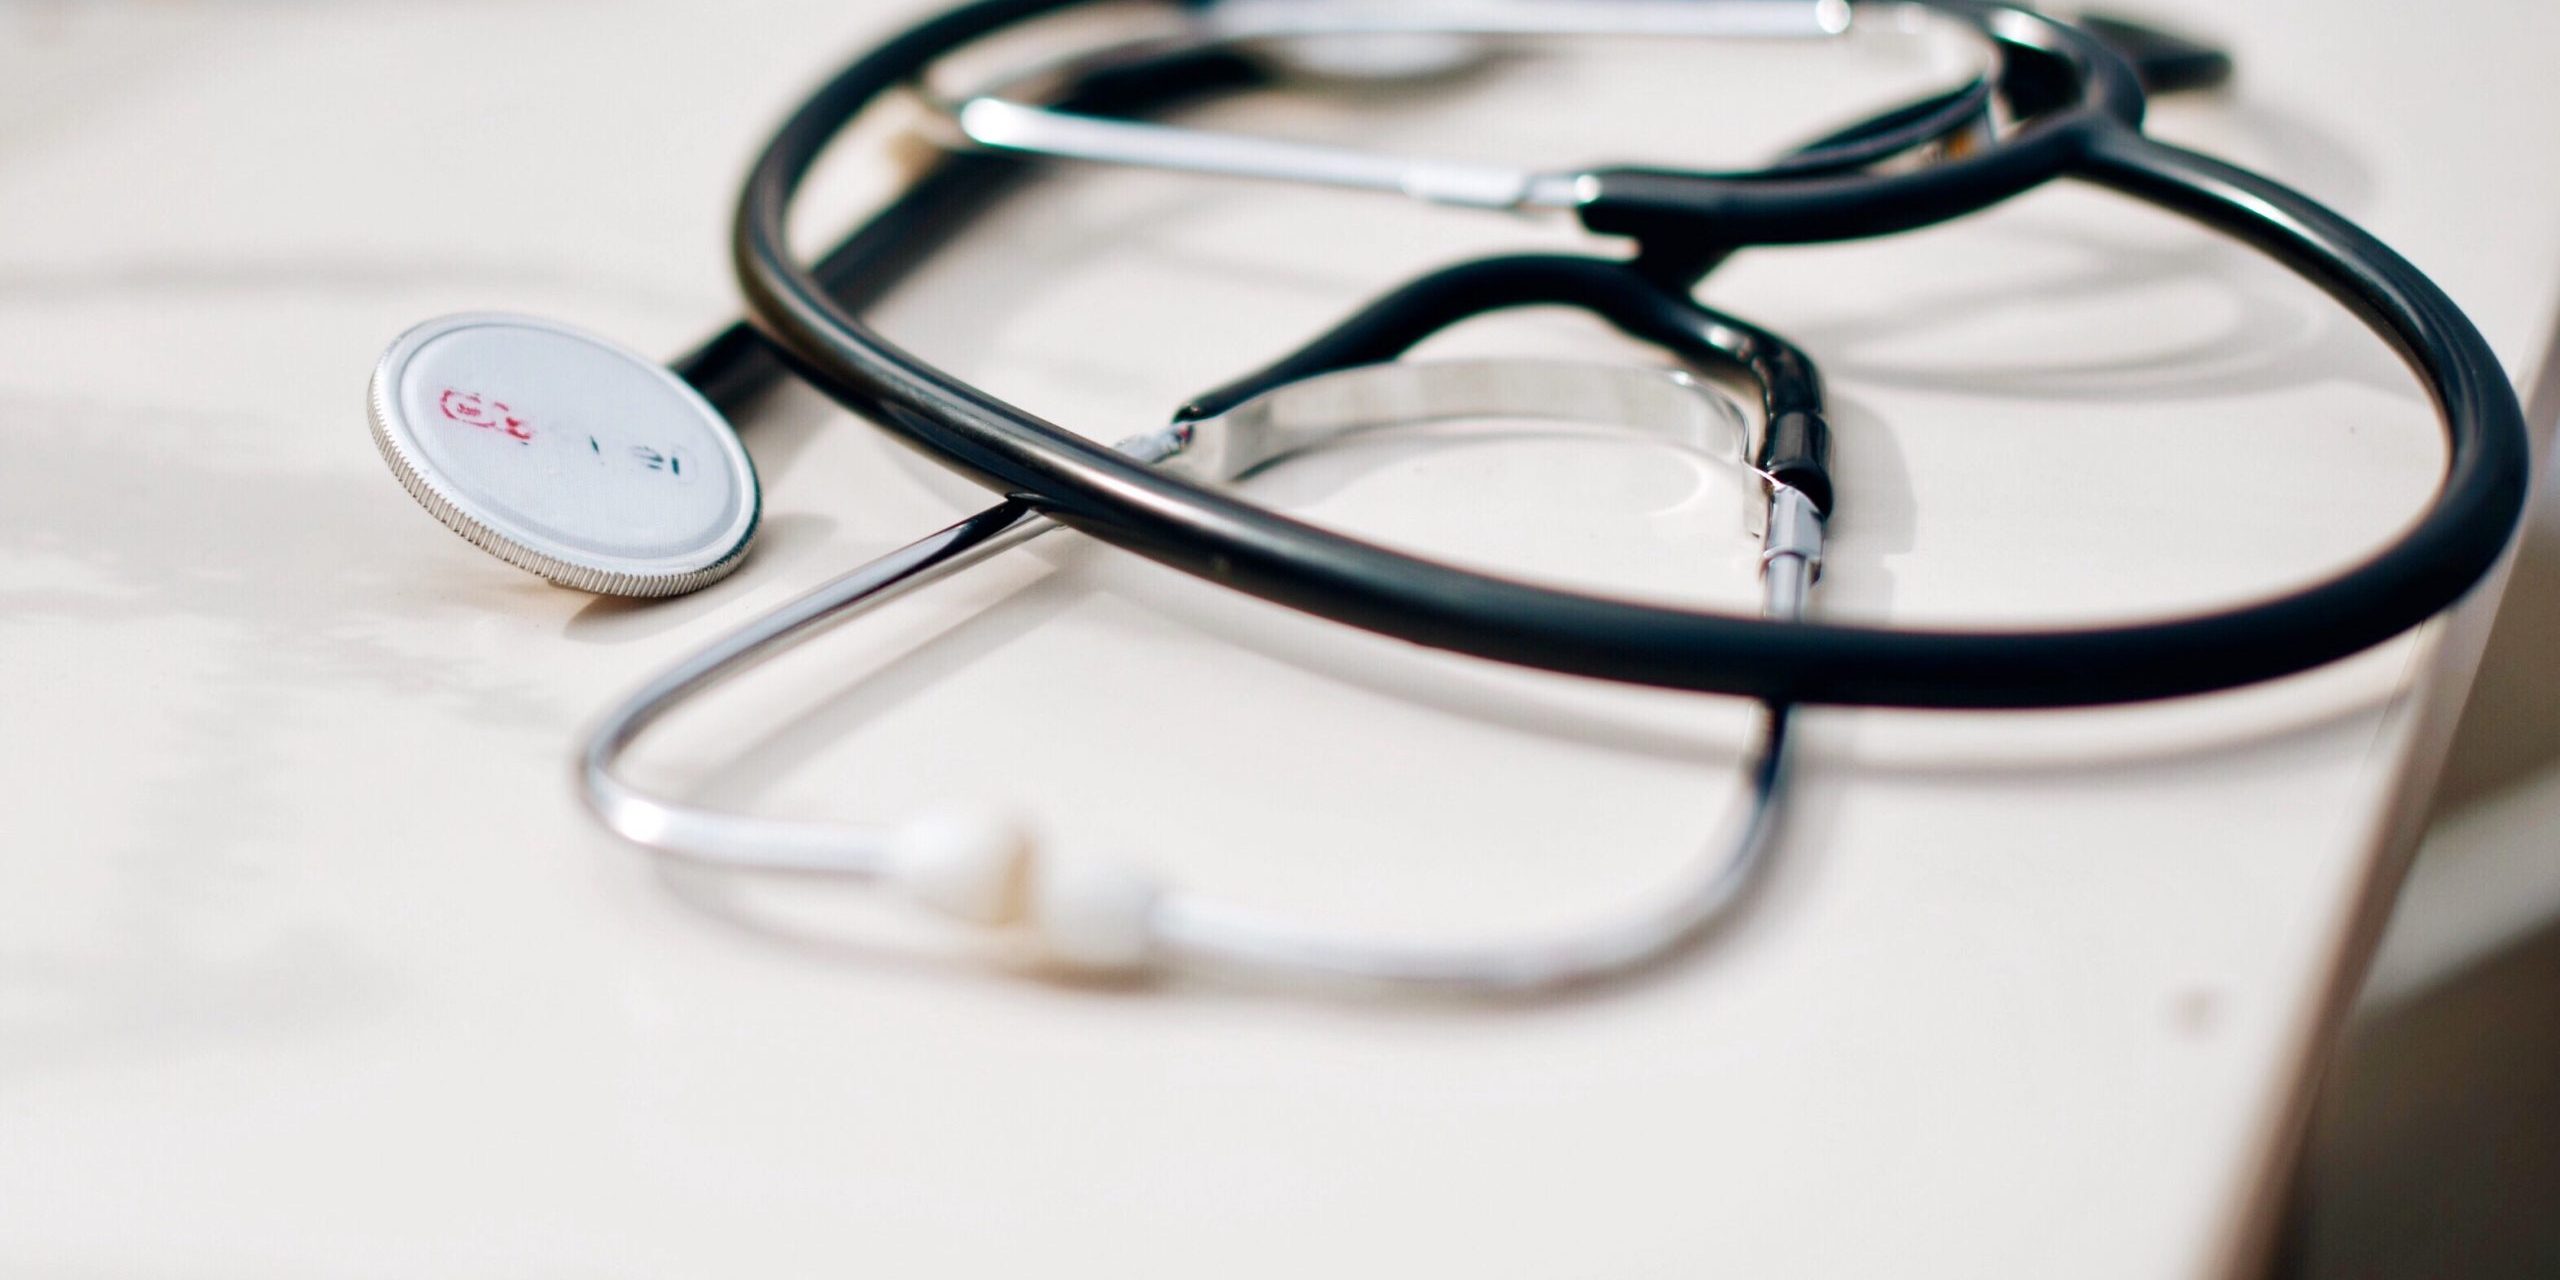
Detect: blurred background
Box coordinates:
(2282, 377, 2560, 1280)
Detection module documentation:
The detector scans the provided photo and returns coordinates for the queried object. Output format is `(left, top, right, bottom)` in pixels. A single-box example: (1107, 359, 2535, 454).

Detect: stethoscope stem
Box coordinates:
(1761, 484, 1824, 620)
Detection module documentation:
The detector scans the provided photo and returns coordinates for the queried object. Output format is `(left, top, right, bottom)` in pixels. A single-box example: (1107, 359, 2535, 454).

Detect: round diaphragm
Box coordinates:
(367, 313, 760, 597)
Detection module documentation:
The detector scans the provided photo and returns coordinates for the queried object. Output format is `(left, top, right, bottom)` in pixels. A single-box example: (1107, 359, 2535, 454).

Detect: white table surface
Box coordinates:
(5, 3, 2557, 1277)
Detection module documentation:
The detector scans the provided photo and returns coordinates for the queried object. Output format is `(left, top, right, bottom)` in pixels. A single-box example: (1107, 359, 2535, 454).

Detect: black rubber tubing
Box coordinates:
(1178, 254, 1835, 516)
(725, 0, 2529, 708)
(677, 5, 2229, 402)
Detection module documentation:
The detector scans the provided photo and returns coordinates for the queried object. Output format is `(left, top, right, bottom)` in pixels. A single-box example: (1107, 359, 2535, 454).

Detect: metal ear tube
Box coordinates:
(581, 359, 1809, 991)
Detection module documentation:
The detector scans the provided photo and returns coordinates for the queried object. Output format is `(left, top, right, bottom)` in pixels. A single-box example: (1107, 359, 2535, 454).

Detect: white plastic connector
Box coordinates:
(886, 807, 1036, 925)
(1030, 852, 1163, 973)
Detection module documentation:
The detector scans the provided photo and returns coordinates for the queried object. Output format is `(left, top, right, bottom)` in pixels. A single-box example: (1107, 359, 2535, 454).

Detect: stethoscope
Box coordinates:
(365, 0, 2529, 992)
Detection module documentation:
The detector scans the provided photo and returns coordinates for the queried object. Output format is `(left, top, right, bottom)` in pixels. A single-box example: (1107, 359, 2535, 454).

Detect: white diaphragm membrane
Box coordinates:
(368, 314, 760, 597)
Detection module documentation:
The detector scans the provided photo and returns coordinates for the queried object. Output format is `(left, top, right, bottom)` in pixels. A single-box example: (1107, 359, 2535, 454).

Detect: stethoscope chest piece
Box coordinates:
(367, 313, 760, 597)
